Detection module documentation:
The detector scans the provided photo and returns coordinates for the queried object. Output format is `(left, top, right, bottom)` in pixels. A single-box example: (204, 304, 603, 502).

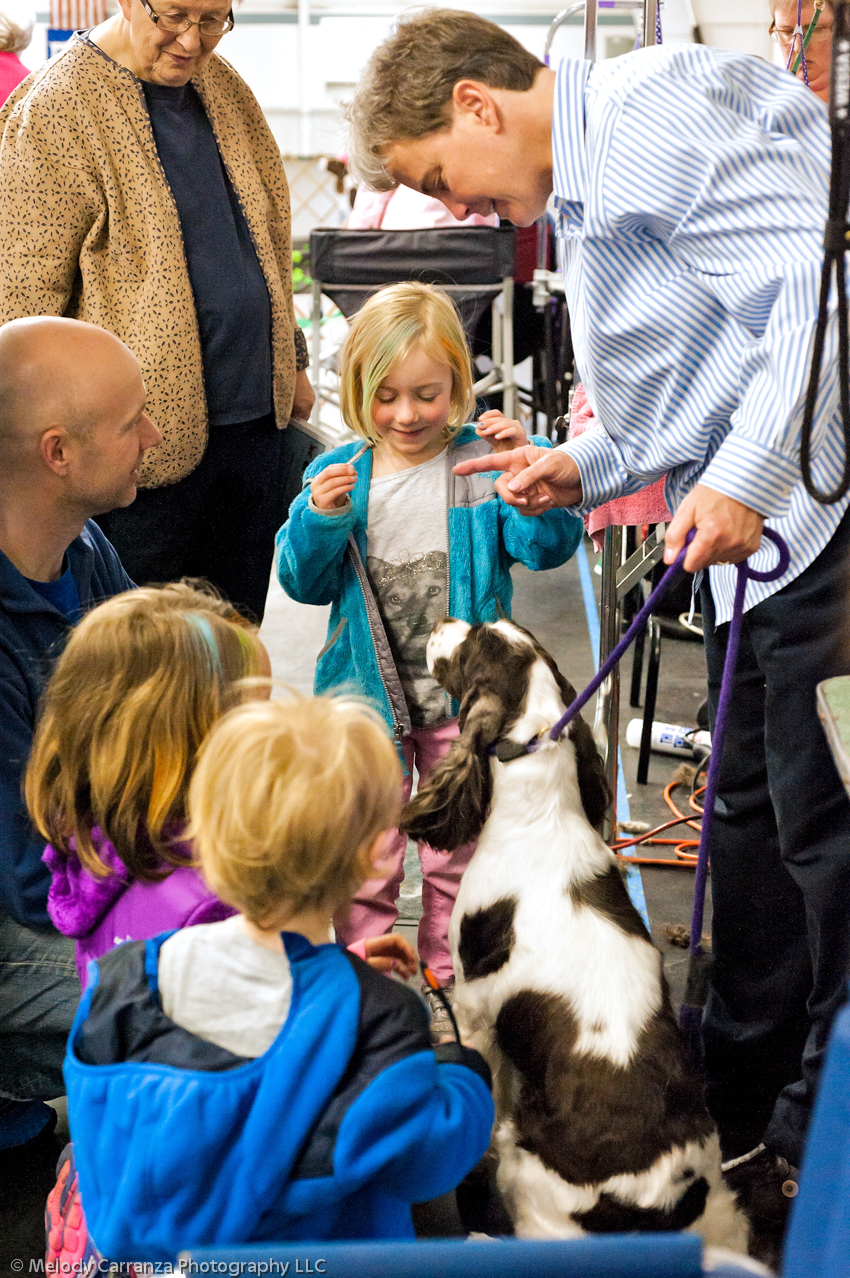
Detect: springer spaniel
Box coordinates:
(400, 618, 748, 1251)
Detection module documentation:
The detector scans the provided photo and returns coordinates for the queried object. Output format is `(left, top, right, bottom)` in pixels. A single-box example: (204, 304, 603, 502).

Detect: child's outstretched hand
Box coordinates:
(362, 933, 417, 978)
(476, 410, 527, 453)
(311, 463, 357, 510)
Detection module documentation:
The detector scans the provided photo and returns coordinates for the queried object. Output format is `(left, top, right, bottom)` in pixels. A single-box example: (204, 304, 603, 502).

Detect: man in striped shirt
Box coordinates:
(348, 7, 850, 1216)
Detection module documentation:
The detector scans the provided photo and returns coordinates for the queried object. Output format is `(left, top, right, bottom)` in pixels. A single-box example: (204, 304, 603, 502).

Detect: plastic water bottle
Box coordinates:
(625, 719, 711, 757)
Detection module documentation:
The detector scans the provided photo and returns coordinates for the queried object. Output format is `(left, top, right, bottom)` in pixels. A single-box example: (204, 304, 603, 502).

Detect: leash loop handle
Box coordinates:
(742, 525, 791, 582)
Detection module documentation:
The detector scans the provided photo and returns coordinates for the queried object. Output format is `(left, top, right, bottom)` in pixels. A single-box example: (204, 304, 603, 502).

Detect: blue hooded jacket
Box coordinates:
(0, 523, 133, 927)
(275, 428, 583, 751)
(64, 930, 494, 1262)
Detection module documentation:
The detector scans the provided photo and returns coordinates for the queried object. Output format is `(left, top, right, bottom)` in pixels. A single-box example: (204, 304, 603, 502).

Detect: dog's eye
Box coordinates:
(426, 586, 441, 596)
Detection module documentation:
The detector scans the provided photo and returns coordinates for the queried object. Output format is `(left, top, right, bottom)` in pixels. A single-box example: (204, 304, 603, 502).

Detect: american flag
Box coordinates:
(50, 0, 107, 30)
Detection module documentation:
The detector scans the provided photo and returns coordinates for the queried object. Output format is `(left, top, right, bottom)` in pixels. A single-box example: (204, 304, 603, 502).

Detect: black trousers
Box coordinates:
(96, 413, 301, 622)
(701, 506, 850, 1166)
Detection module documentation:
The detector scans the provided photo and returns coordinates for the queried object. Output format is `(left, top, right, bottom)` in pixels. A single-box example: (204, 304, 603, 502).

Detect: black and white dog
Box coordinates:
(401, 618, 748, 1250)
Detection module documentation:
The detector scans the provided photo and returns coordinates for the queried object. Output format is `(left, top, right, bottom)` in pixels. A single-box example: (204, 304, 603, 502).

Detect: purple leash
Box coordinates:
(544, 526, 791, 1064)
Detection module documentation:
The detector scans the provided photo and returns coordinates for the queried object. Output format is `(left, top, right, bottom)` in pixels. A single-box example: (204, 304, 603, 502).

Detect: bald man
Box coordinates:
(0, 317, 160, 1152)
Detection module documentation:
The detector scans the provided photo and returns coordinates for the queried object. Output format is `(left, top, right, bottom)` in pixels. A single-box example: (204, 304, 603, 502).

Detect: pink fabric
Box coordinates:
(569, 383, 671, 551)
(0, 51, 28, 107)
(348, 186, 497, 231)
(334, 719, 475, 982)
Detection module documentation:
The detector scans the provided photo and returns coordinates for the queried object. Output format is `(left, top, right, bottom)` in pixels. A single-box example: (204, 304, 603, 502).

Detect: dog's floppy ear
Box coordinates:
(568, 716, 611, 832)
(400, 688, 506, 851)
(542, 653, 611, 833)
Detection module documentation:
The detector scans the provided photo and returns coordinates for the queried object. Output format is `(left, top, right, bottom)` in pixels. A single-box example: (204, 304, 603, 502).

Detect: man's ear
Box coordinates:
(39, 427, 73, 478)
(451, 80, 502, 130)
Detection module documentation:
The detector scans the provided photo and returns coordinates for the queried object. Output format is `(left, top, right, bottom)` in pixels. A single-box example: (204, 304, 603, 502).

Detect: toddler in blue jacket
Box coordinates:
(60, 694, 494, 1262)
(276, 282, 583, 1017)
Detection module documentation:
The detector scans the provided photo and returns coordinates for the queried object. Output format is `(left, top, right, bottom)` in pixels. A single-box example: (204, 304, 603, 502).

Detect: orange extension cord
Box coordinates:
(611, 775, 708, 869)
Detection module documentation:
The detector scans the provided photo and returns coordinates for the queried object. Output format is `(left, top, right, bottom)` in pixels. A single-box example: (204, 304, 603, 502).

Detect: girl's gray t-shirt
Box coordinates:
(366, 448, 452, 727)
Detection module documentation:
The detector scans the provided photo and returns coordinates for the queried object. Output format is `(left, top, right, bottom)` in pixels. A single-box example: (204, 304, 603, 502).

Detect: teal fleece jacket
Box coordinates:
(275, 428, 583, 754)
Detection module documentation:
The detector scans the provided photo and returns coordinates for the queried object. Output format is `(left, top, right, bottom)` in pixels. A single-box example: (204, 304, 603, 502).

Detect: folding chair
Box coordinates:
(308, 225, 517, 426)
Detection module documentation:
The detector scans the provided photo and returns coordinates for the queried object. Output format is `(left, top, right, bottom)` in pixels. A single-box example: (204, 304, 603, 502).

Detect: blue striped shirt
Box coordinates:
(553, 44, 846, 622)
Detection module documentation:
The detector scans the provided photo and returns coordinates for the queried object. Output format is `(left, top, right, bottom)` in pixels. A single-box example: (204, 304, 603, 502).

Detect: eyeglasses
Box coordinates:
(770, 21, 833, 46)
(139, 0, 234, 39)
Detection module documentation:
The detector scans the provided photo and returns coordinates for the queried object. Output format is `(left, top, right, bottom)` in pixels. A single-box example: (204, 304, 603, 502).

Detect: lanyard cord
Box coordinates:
(800, 0, 850, 504)
(787, 0, 811, 87)
(791, 0, 825, 76)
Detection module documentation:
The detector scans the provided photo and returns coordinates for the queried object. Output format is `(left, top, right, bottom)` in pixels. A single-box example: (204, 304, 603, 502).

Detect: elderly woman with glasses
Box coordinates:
(0, 0, 314, 621)
(770, 0, 833, 102)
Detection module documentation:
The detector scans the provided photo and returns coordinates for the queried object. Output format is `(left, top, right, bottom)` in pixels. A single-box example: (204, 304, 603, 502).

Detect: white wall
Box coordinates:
(692, 0, 774, 60)
(19, 1, 780, 153)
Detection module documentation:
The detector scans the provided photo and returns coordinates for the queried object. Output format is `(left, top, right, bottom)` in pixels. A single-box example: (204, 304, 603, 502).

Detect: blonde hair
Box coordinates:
(0, 9, 32, 54)
(346, 8, 542, 191)
(187, 696, 402, 927)
(26, 582, 261, 882)
(340, 281, 474, 443)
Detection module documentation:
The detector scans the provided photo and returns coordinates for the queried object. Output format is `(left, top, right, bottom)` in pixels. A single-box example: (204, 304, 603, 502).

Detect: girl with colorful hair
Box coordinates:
(25, 581, 267, 985)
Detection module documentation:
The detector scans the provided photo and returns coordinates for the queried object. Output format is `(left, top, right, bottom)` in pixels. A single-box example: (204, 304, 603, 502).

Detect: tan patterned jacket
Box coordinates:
(0, 37, 306, 487)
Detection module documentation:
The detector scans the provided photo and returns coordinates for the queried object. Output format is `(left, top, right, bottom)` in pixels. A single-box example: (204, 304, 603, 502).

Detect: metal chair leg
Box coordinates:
(630, 623, 646, 708)
(636, 615, 662, 785)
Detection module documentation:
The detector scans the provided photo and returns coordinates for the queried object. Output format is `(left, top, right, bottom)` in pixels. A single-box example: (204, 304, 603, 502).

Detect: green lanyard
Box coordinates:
(791, 1, 825, 76)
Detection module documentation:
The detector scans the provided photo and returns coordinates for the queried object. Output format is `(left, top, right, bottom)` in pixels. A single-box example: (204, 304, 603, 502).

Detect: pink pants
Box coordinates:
(334, 719, 475, 982)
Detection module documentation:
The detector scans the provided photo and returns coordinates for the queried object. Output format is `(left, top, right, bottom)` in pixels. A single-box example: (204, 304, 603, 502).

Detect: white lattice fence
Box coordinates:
(283, 156, 354, 242)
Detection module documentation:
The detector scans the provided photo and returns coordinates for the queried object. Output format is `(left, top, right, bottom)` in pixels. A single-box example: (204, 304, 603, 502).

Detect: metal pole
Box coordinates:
(297, 0, 311, 154)
(595, 525, 622, 836)
(310, 277, 321, 426)
(642, 0, 658, 46)
(581, 2, 623, 833)
(502, 276, 516, 419)
(584, 0, 598, 60)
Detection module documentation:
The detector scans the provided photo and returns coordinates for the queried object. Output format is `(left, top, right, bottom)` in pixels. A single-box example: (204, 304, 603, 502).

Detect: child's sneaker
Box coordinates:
(45, 1145, 101, 1274)
(421, 978, 456, 1043)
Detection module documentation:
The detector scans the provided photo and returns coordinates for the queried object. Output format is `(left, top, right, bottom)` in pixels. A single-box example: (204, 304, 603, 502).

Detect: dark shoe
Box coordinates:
(722, 1143, 798, 1271)
(421, 978, 456, 1044)
(0, 1098, 56, 1152)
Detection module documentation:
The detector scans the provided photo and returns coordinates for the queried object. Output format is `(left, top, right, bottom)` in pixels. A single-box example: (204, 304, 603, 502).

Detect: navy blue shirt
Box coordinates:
(142, 80, 273, 426)
(25, 562, 81, 619)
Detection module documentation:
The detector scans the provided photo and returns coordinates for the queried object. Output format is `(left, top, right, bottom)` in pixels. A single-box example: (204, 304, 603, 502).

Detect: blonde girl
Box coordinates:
(25, 581, 266, 985)
(275, 282, 582, 1028)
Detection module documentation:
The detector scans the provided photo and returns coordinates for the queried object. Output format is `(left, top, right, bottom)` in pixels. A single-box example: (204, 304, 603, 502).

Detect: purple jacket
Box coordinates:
(42, 831, 234, 987)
